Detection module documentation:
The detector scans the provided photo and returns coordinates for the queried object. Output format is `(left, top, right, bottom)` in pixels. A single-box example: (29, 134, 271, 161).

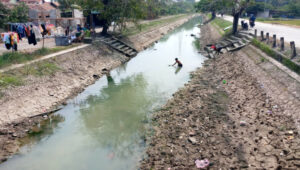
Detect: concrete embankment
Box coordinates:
(140, 22, 300, 169)
(0, 14, 197, 163)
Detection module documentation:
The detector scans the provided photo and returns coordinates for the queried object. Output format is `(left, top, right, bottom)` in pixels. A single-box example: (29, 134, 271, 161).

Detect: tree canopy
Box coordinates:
(64, 0, 195, 34)
(195, 0, 252, 34)
(0, 2, 29, 29)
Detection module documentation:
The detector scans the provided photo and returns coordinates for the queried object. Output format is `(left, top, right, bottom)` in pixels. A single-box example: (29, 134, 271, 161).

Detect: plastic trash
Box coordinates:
(287, 136, 294, 140)
(240, 121, 247, 126)
(223, 80, 227, 84)
(195, 159, 210, 169)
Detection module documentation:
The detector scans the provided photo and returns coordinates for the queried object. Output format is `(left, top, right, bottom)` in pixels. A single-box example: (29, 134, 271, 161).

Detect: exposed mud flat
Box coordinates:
(0, 15, 196, 163)
(140, 24, 300, 169)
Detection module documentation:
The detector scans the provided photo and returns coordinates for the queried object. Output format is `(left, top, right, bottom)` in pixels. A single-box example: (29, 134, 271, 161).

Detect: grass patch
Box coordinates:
(210, 17, 233, 36)
(0, 45, 78, 69)
(20, 61, 60, 76)
(0, 74, 23, 88)
(193, 39, 201, 50)
(252, 38, 300, 74)
(122, 14, 187, 36)
(256, 18, 300, 27)
(207, 13, 212, 20)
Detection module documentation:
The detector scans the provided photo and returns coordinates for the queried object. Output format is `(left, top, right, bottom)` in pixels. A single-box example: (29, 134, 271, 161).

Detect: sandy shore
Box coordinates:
(140, 23, 300, 169)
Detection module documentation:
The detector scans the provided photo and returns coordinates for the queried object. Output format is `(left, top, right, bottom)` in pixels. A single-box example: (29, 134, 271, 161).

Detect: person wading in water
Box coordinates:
(170, 58, 183, 67)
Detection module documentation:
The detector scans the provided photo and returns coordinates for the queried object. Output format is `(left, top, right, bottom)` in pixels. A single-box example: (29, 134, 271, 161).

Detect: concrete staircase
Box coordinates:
(201, 31, 255, 58)
(96, 35, 138, 57)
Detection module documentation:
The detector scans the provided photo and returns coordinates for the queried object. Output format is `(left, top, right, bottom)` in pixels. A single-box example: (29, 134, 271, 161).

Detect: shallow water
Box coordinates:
(0, 17, 205, 170)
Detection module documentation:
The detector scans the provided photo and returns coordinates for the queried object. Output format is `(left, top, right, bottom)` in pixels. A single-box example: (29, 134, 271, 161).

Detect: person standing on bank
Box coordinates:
(170, 58, 183, 67)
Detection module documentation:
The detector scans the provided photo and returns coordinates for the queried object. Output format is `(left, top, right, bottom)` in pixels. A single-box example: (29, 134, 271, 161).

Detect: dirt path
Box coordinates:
(0, 44, 90, 73)
(141, 23, 300, 169)
(0, 38, 56, 55)
(0, 14, 196, 163)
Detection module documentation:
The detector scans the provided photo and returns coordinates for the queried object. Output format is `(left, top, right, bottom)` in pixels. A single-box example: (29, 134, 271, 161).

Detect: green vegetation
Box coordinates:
(21, 62, 61, 76)
(122, 14, 187, 36)
(210, 17, 233, 36)
(0, 61, 60, 88)
(195, 0, 252, 34)
(256, 18, 300, 27)
(0, 46, 77, 69)
(0, 2, 29, 29)
(0, 74, 23, 88)
(61, 0, 195, 34)
(252, 38, 300, 74)
(193, 39, 201, 50)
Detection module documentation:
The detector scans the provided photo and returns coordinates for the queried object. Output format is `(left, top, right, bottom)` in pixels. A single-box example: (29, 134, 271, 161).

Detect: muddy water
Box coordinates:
(0, 17, 204, 170)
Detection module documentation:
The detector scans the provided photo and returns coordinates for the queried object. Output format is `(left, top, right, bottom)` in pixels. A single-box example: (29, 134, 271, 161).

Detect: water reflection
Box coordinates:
(80, 74, 150, 154)
(175, 66, 182, 74)
(0, 16, 205, 170)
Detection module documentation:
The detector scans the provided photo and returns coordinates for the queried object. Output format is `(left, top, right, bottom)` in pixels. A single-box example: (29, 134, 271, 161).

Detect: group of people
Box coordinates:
(242, 14, 256, 30)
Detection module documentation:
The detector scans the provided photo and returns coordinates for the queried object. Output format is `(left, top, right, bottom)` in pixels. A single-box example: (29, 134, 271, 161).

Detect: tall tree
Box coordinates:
(8, 2, 29, 23)
(195, 0, 252, 34)
(230, 0, 251, 34)
(0, 2, 10, 29)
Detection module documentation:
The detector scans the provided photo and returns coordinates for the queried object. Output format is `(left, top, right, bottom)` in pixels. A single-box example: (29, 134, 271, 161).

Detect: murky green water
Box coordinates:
(0, 17, 204, 170)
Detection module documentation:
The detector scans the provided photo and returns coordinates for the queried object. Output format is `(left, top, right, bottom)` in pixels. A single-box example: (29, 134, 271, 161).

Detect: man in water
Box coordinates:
(171, 58, 183, 67)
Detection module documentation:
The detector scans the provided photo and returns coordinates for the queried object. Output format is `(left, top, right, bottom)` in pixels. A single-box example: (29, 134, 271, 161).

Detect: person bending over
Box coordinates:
(171, 58, 183, 67)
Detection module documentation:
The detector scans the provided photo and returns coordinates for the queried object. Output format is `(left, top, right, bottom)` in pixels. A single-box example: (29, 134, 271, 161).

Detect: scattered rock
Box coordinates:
(188, 137, 197, 144)
(93, 74, 100, 79)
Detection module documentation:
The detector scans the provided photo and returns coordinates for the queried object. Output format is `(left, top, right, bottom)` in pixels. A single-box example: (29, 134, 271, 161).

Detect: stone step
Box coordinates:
(121, 47, 130, 51)
(125, 49, 133, 54)
(103, 37, 113, 41)
(238, 33, 254, 40)
(242, 38, 251, 43)
(225, 38, 239, 44)
(107, 39, 117, 44)
(230, 35, 242, 41)
(218, 41, 232, 47)
(116, 45, 125, 49)
(129, 52, 137, 56)
(233, 43, 240, 48)
(112, 42, 121, 47)
(227, 44, 246, 52)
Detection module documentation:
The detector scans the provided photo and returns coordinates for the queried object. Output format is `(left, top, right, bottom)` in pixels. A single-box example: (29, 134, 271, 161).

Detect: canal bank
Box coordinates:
(140, 22, 300, 169)
(0, 16, 204, 168)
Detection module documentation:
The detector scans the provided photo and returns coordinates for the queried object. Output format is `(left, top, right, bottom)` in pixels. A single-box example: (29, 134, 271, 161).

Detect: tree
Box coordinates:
(195, 0, 219, 19)
(8, 2, 29, 23)
(195, 0, 252, 34)
(230, 0, 252, 34)
(0, 2, 10, 29)
(74, 0, 146, 35)
(287, 0, 300, 16)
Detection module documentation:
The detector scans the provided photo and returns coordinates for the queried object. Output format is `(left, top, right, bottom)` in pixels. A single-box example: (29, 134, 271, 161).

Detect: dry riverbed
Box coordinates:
(140, 23, 300, 169)
(0, 14, 197, 163)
